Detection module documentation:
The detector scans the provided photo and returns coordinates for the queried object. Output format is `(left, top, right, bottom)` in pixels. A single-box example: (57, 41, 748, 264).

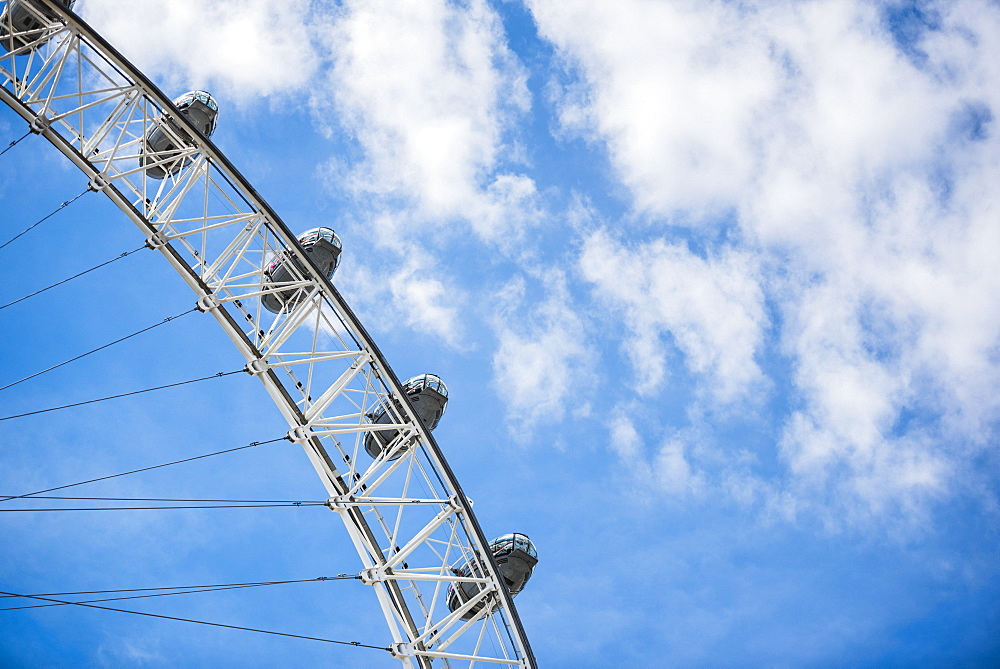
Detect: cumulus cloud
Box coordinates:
(609, 406, 705, 498)
(336, 246, 467, 348)
(534, 0, 1000, 519)
(532, 0, 780, 216)
(580, 229, 767, 402)
(79, 0, 321, 99)
(491, 273, 592, 432)
(388, 264, 465, 347)
(315, 0, 535, 244)
(302, 0, 548, 350)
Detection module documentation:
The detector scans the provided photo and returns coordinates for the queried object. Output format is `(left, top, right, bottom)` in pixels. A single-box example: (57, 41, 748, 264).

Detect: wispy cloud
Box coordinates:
(580, 229, 767, 402)
(314, 0, 533, 236)
(535, 0, 1000, 520)
(81, 0, 322, 99)
(491, 272, 593, 433)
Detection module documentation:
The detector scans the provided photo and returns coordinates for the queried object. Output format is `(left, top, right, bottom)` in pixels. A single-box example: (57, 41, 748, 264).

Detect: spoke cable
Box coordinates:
(0, 437, 288, 503)
(0, 129, 30, 158)
(0, 502, 326, 512)
(0, 369, 245, 422)
(1, 575, 360, 611)
(1, 575, 358, 600)
(0, 186, 90, 251)
(0, 590, 391, 651)
(0, 244, 145, 311)
(0, 307, 197, 391)
(1, 495, 324, 503)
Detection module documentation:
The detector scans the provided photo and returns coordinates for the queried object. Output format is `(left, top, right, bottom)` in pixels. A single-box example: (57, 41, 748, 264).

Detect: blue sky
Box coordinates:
(2, 0, 999, 666)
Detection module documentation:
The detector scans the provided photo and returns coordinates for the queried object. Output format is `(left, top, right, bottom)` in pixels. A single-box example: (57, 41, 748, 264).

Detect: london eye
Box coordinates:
(0, 1, 536, 666)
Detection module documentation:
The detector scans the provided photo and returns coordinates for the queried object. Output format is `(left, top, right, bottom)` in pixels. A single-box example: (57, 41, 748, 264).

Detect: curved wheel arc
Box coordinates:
(0, 1, 536, 666)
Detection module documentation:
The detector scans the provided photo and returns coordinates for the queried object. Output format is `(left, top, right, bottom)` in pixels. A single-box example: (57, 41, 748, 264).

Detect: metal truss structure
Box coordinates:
(0, 2, 536, 666)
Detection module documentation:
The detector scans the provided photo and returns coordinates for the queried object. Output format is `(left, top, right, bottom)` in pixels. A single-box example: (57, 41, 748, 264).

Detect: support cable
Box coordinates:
(0, 307, 196, 391)
(2, 495, 324, 502)
(0, 437, 288, 503)
(0, 575, 358, 600)
(0, 186, 89, 250)
(1, 576, 360, 611)
(0, 502, 326, 512)
(0, 369, 244, 422)
(0, 129, 30, 158)
(0, 244, 145, 311)
(0, 591, 391, 651)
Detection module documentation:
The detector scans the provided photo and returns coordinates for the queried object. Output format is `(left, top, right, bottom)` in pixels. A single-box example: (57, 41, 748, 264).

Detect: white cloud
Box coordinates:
(389, 264, 465, 347)
(336, 246, 467, 348)
(608, 405, 705, 497)
(531, 0, 779, 216)
(315, 0, 534, 244)
(534, 0, 1000, 520)
(79, 0, 321, 99)
(304, 0, 546, 350)
(609, 406, 643, 461)
(580, 229, 767, 402)
(491, 273, 592, 432)
(654, 438, 705, 497)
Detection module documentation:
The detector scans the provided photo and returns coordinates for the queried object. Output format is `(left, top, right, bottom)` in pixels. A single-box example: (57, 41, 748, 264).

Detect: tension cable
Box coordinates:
(0, 307, 197, 391)
(0, 129, 30, 158)
(0, 575, 360, 612)
(0, 591, 391, 651)
(0, 244, 145, 311)
(0, 436, 288, 503)
(0, 496, 326, 513)
(2, 575, 357, 599)
(0, 186, 90, 251)
(0, 501, 326, 512)
(0, 369, 244, 422)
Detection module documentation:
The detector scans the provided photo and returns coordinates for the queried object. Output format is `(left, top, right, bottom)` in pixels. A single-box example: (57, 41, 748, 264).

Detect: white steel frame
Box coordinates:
(0, 2, 536, 667)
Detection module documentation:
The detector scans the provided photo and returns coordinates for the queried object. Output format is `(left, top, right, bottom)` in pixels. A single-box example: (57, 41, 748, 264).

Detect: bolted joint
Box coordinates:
(287, 425, 313, 443)
(88, 172, 109, 192)
(145, 230, 169, 250)
(359, 566, 393, 584)
(244, 358, 269, 375)
(325, 494, 354, 511)
(389, 642, 416, 659)
(29, 115, 50, 134)
(196, 294, 220, 313)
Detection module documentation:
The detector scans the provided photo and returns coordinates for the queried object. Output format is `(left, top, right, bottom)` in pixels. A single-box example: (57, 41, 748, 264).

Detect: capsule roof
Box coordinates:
(489, 533, 537, 560)
(297, 227, 342, 270)
(174, 90, 218, 112)
(172, 90, 219, 136)
(404, 373, 448, 398)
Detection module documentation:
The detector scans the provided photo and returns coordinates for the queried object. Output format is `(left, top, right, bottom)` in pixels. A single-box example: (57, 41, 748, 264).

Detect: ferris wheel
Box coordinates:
(0, 1, 537, 666)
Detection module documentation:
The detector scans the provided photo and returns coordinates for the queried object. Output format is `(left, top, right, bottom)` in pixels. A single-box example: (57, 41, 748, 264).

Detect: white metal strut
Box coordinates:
(0, 2, 536, 667)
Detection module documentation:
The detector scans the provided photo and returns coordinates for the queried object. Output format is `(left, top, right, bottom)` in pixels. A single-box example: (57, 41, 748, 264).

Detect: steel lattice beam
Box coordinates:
(0, 2, 536, 667)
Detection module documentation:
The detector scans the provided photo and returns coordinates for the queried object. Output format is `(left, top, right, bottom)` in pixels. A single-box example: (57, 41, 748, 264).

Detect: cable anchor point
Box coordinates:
(390, 642, 416, 659)
(287, 425, 313, 443)
(29, 115, 50, 135)
(359, 566, 393, 584)
(88, 172, 109, 192)
(195, 294, 220, 312)
(244, 358, 269, 375)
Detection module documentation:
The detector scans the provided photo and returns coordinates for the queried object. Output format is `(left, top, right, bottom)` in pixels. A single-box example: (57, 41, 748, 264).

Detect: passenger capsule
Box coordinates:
(447, 533, 538, 619)
(365, 374, 448, 460)
(261, 227, 342, 313)
(139, 90, 219, 179)
(0, 0, 75, 52)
